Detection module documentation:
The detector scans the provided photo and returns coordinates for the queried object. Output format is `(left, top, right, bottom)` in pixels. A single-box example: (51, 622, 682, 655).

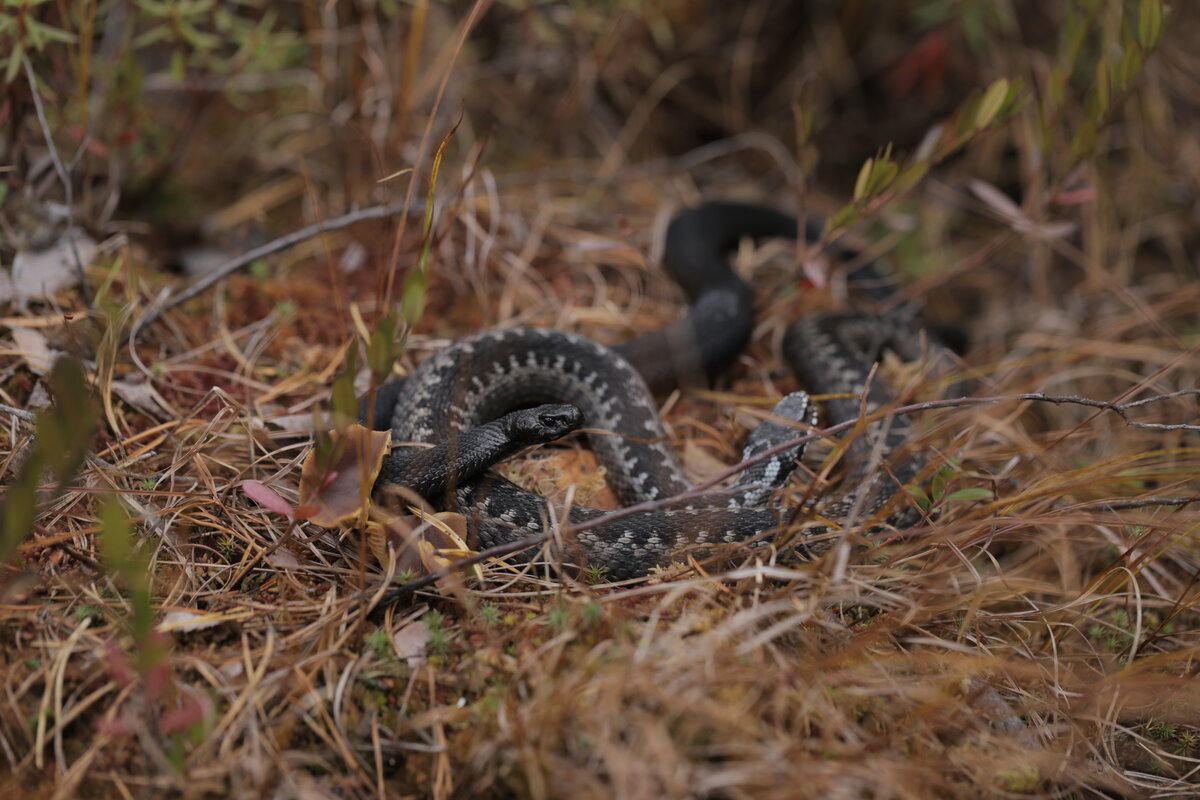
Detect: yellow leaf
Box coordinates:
(853, 157, 873, 202)
(974, 79, 1010, 130)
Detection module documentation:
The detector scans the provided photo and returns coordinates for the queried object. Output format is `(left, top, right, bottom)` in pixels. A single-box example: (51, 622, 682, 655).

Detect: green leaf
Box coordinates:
(930, 465, 954, 501)
(330, 346, 359, 426)
(893, 162, 930, 194)
(869, 157, 899, 196)
(907, 485, 931, 513)
(1138, 0, 1163, 50)
(178, 19, 220, 51)
(961, 2, 987, 54)
(5, 46, 23, 84)
(955, 93, 981, 139)
(98, 498, 154, 646)
(402, 269, 428, 326)
(946, 488, 993, 504)
(31, 20, 77, 45)
(170, 48, 185, 84)
(827, 204, 860, 232)
(1, 449, 43, 562)
(1071, 119, 1098, 159)
(132, 26, 172, 49)
(1121, 42, 1144, 90)
(367, 313, 400, 379)
(852, 157, 874, 202)
(974, 78, 1010, 130)
(0, 358, 97, 561)
(1093, 60, 1111, 115)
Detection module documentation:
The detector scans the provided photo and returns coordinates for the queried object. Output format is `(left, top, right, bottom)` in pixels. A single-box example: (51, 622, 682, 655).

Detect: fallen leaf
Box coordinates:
(298, 425, 389, 527)
(382, 512, 467, 575)
(9, 327, 59, 375)
(12, 227, 97, 301)
(109, 379, 173, 419)
(158, 607, 253, 633)
(266, 548, 302, 569)
(263, 413, 318, 435)
(392, 621, 429, 666)
(683, 439, 732, 482)
(339, 241, 367, 273)
(26, 380, 51, 410)
(241, 480, 295, 518)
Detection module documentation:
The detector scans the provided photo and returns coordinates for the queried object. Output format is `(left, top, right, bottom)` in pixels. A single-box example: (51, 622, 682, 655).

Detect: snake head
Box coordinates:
(505, 403, 583, 445)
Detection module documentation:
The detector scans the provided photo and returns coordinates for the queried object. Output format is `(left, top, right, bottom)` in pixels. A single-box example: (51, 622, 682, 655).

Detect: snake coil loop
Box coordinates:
(374, 202, 937, 580)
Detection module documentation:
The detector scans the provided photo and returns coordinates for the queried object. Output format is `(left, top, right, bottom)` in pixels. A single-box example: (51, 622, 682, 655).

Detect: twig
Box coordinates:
(1074, 495, 1198, 512)
(0, 403, 37, 424)
(127, 202, 423, 344)
(1025, 389, 1200, 432)
(368, 387, 1200, 612)
(22, 53, 90, 306)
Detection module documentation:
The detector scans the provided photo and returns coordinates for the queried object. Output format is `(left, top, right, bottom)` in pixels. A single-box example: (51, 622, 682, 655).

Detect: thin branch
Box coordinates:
(1, 403, 38, 424)
(127, 202, 423, 343)
(1024, 389, 1200, 432)
(1075, 496, 1198, 512)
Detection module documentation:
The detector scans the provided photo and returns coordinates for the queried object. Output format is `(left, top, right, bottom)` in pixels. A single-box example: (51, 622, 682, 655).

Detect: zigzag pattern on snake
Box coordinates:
(374, 202, 932, 581)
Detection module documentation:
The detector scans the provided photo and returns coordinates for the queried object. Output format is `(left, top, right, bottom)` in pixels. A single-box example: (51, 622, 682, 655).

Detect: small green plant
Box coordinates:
(94, 498, 210, 769)
(0, 0, 77, 84)
(478, 602, 501, 627)
(424, 610, 451, 656)
(1088, 609, 1135, 652)
(72, 604, 102, 622)
(1144, 720, 1177, 743)
(216, 535, 240, 562)
(1, 358, 96, 561)
(908, 461, 994, 513)
(546, 602, 569, 631)
(98, 498, 156, 655)
(580, 601, 602, 628)
(828, 77, 1023, 233)
(365, 628, 393, 661)
(581, 565, 608, 585)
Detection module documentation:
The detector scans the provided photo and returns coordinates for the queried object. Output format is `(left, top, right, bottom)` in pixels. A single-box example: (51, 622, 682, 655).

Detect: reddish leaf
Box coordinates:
(241, 480, 295, 518)
(96, 714, 135, 737)
(159, 698, 207, 734)
(103, 640, 135, 688)
(299, 425, 389, 528)
(1053, 187, 1096, 206)
(292, 504, 321, 521)
(888, 28, 949, 102)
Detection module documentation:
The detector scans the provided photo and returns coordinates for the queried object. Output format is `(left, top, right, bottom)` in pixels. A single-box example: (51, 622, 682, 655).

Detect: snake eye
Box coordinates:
(537, 404, 583, 435)
(507, 404, 583, 444)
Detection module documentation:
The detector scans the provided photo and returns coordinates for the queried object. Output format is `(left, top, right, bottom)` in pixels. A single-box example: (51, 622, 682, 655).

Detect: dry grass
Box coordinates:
(2, 2, 1199, 798)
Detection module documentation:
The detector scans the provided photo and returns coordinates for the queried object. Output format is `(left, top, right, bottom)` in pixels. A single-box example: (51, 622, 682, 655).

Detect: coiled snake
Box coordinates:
(370, 202, 930, 581)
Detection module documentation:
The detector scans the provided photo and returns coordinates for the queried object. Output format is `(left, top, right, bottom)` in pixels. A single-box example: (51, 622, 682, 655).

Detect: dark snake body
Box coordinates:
(379, 202, 925, 581)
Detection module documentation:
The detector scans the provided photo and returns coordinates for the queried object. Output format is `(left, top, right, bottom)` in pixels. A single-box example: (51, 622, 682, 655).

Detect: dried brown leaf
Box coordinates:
(298, 424, 389, 528)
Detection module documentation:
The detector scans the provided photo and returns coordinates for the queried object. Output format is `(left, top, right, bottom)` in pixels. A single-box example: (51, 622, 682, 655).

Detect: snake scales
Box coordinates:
(371, 202, 931, 581)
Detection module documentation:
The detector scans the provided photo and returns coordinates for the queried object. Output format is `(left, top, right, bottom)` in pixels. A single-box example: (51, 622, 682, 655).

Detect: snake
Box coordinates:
(369, 201, 928, 581)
